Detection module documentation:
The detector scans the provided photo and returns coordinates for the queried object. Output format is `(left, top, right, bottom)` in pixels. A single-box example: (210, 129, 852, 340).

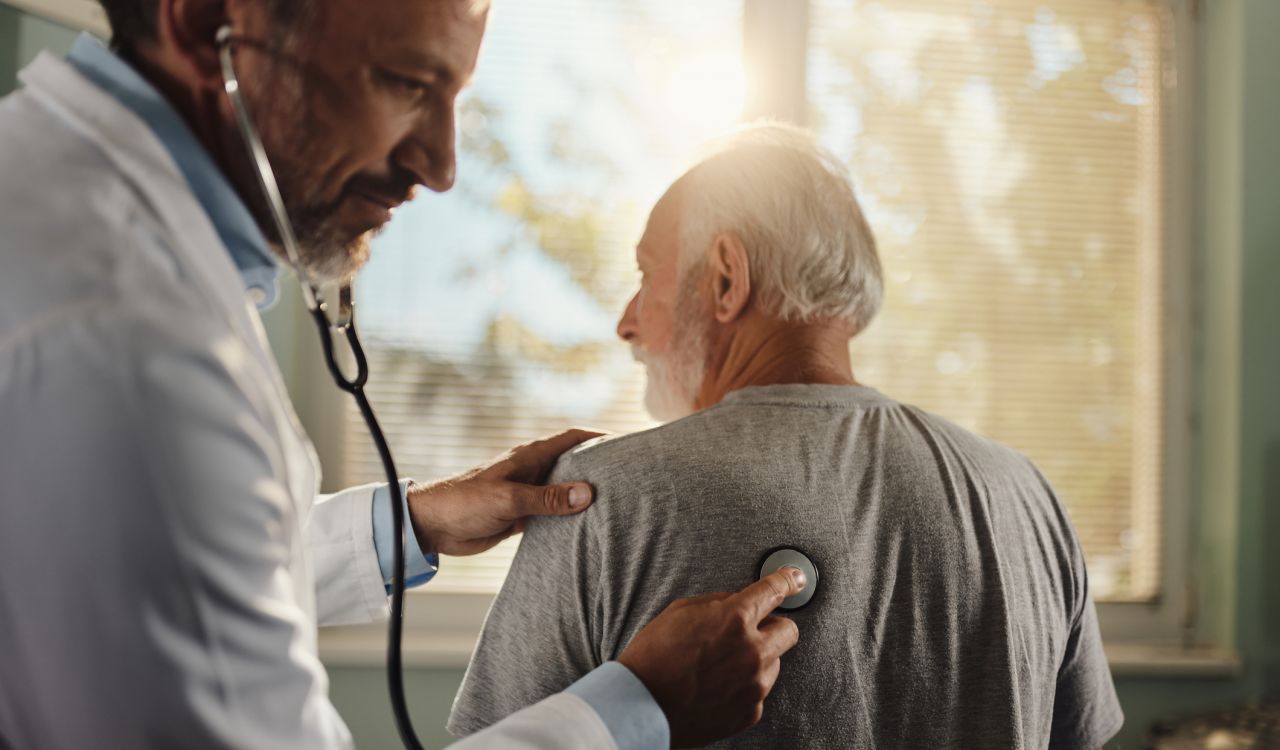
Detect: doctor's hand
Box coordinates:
(618, 568, 806, 748)
(405, 428, 601, 556)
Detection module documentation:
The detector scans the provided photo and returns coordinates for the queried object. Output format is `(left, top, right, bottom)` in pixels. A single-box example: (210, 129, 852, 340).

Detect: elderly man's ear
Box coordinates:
(710, 232, 751, 324)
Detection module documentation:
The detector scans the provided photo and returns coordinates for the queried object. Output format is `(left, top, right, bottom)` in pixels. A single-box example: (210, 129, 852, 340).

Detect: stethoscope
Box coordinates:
(216, 26, 427, 750)
(215, 23, 822, 748)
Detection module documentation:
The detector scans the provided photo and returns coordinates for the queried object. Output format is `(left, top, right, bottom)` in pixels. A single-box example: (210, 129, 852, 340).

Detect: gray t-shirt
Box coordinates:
(450, 384, 1123, 748)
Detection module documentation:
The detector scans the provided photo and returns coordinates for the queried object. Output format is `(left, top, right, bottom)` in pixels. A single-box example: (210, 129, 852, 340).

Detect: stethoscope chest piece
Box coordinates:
(757, 546, 819, 611)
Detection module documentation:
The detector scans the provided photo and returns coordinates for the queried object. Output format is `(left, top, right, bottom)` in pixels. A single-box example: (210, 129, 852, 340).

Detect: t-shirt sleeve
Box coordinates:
(1049, 560, 1124, 748)
(448, 454, 603, 736)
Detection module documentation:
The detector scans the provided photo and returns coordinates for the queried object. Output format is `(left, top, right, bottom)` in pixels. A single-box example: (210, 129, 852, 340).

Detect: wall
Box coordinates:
(1234, 0, 1280, 705)
(328, 667, 460, 750)
(0, 6, 16, 87)
(0, 3, 77, 74)
(1, 1, 1276, 748)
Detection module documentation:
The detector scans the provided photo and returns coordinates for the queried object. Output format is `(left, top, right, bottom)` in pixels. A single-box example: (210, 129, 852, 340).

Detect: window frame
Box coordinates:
(1089, 0, 1198, 649)
(249, 0, 1219, 667)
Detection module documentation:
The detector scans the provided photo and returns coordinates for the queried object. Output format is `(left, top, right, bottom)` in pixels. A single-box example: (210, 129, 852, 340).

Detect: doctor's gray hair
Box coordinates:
(676, 123, 883, 334)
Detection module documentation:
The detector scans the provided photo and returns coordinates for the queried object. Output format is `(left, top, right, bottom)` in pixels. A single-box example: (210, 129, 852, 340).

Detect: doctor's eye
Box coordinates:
(375, 69, 435, 100)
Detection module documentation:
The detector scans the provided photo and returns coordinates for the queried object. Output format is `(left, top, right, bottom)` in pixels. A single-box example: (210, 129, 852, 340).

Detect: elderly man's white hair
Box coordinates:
(676, 123, 883, 334)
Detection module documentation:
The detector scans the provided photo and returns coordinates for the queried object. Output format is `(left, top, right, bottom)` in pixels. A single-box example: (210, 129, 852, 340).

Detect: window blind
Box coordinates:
(345, 0, 1169, 602)
(344, 0, 744, 592)
(808, 0, 1167, 601)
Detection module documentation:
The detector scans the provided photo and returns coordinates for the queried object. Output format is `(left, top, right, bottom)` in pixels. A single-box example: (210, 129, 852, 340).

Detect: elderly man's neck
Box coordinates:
(695, 313, 858, 409)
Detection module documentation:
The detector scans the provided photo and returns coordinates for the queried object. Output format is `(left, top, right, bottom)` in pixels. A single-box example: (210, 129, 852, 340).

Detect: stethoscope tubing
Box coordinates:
(218, 26, 426, 750)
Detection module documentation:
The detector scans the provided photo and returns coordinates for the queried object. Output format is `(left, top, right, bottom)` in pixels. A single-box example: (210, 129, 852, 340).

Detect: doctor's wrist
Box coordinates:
(404, 481, 438, 555)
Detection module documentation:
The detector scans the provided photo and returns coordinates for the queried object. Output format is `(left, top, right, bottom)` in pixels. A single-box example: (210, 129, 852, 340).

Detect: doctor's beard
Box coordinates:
(239, 47, 378, 285)
(633, 282, 711, 424)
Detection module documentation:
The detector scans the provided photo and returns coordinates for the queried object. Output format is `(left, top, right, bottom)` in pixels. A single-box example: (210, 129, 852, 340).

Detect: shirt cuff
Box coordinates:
(563, 662, 669, 750)
(372, 479, 439, 593)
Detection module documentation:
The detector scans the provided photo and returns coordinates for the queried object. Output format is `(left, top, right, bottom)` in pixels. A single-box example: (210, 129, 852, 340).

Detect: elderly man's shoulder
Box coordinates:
(906, 402, 1034, 460)
(537, 410, 735, 529)
(551, 409, 725, 481)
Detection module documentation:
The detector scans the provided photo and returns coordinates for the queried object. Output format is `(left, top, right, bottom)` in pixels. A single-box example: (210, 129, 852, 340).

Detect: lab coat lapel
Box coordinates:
(18, 51, 321, 512)
(20, 52, 257, 346)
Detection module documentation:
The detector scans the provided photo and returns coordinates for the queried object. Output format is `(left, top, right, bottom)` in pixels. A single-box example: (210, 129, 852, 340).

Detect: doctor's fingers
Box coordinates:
(730, 568, 807, 625)
(662, 591, 734, 612)
(752, 654, 784, 708)
(755, 614, 801, 661)
(650, 592, 715, 619)
(492, 428, 606, 482)
(431, 524, 523, 557)
(502, 479, 596, 519)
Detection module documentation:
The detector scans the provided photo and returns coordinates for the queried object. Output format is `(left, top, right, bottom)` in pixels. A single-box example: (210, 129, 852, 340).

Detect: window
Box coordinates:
(342, 0, 1184, 627)
(807, 0, 1169, 604)
(344, 0, 746, 591)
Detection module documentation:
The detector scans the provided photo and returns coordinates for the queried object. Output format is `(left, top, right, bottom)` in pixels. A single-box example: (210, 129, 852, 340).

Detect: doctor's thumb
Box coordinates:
(513, 481, 595, 517)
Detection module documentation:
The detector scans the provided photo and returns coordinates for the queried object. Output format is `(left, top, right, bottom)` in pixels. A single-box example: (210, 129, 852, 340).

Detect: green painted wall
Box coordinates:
(1235, 0, 1280, 704)
(328, 667, 460, 750)
(1, 1, 1276, 747)
(1239, 0, 1280, 701)
(0, 5, 18, 89)
(0, 3, 77, 85)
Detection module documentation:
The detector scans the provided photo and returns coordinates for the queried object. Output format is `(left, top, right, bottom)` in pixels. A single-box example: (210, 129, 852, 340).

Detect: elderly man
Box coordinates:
(0, 0, 805, 748)
(450, 124, 1124, 748)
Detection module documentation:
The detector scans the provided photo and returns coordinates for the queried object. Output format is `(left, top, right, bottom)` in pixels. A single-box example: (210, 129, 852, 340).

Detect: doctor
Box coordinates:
(0, 0, 806, 748)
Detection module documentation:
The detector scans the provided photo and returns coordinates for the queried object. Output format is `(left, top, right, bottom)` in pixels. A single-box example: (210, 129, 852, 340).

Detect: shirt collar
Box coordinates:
(65, 34, 280, 309)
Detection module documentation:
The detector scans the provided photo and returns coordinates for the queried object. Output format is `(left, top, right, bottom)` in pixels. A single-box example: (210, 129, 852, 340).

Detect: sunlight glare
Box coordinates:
(645, 47, 748, 149)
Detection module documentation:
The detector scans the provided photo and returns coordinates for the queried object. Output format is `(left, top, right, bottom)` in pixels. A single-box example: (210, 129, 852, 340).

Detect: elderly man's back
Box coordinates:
(450, 383, 1122, 748)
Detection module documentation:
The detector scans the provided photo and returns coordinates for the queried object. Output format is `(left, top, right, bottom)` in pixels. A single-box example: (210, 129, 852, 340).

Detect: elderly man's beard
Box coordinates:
(241, 53, 375, 284)
(633, 280, 711, 423)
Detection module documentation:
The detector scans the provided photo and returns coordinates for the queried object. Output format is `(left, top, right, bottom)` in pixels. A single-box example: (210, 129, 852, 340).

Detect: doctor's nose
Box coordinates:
(394, 109, 457, 193)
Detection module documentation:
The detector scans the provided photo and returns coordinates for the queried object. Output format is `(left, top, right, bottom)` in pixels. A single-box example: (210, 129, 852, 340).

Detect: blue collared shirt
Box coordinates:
(64, 34, 436, 593)
(63, 34, 667, 749)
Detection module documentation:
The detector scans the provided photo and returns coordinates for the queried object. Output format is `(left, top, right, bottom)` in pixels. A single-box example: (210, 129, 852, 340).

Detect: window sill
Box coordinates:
(321, 639, 1245, 678)
(319, 626, 477, 669)
(319, 591, 1243, 678)
(1104, 644, 1241, 679)
(319, 589, 491, 669)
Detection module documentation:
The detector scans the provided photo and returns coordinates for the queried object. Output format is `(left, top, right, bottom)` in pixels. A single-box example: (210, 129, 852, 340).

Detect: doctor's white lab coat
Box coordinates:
(0, 52, 622, 749)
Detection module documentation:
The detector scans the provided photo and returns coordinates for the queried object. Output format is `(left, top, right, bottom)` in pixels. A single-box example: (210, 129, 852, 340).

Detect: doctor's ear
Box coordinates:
(156, 0, 232, 84)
